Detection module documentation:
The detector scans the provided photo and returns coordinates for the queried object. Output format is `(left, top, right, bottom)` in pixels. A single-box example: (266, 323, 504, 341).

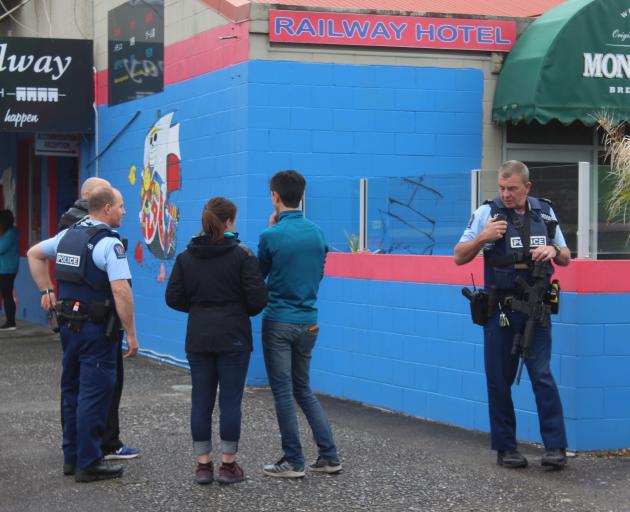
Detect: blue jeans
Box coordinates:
(484, 310, 567, 451)
(60, 322, 118, 469)
(262, 320, 338, 467)
(187, 351, 251, 456)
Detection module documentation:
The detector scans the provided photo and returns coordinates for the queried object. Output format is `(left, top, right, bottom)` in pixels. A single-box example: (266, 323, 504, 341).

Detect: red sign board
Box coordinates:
(269, 10, 516, 52)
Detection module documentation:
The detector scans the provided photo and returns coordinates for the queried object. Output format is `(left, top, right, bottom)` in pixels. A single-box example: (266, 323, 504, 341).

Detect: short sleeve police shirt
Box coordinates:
(39, 220, 131, 281)
(458, 201, 568, 248)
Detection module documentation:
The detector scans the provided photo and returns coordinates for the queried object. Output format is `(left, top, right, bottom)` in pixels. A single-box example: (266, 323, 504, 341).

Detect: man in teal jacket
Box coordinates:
(258, 170, 341, 478)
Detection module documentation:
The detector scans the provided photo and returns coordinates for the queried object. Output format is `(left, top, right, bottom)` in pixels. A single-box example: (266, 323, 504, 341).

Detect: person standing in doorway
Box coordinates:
(0, 210, 19, 331)
(258, 170, 341, 478)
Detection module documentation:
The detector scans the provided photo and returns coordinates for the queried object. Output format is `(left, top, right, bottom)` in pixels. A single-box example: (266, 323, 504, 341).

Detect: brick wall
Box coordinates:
(246, 60, 482, 253)
(312, 275, 630, 451)
(90, 57, 483, 380)
(96, 62, 249, 364)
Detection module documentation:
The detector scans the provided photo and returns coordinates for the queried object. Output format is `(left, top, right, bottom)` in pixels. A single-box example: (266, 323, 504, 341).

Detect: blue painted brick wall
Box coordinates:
(316, 278, 630, 451)
(247, 60, 482, 256)
(67, 56, 630, 451)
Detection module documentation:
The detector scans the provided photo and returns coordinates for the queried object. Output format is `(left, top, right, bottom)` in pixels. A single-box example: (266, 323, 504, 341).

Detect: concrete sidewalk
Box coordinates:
(1, 323, 628, 512)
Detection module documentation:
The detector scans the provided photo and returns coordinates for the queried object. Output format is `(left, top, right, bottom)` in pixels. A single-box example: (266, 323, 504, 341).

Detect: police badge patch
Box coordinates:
(114, 244, 127, 259)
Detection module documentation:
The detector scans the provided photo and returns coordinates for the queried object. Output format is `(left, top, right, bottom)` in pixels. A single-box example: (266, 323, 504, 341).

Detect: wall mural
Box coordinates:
(128, 111, 181, 281)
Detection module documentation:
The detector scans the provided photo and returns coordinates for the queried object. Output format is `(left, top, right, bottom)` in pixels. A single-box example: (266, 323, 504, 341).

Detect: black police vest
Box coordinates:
(483, 196, 555, 290)
(55, 224, 119, 304)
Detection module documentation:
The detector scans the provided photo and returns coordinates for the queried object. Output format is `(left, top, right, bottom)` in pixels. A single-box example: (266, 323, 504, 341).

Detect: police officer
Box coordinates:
(454, 160, 570, 470)
(58, 177, 110, 230)
(27, 187, 139, 482)
(58, 178, 139, 461)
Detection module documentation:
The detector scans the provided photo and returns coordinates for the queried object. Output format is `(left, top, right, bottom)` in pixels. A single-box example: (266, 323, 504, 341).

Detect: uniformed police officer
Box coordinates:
(58, 178, 140, 461)
(454, 160, 570, 470)
(27, 186, 139, 482)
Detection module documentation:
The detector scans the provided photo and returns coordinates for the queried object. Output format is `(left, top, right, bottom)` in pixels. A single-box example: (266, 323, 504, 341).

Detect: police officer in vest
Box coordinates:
(27, 186, 139, 482)
(454, 160, 570, 470)
(58, 178, 139, 461)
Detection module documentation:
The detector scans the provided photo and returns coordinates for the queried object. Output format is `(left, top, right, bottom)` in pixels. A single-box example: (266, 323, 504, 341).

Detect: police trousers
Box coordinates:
(483, 310, 567, 451)
(60, 321, 118, 469)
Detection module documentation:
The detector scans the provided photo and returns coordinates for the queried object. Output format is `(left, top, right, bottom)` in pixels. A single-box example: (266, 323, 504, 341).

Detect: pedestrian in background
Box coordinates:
(166, 197, 267, 485)
(0, 209, 19, 331)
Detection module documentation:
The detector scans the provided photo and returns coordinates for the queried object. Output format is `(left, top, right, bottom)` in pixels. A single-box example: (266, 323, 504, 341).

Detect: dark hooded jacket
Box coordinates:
(165, 233, 268, 354)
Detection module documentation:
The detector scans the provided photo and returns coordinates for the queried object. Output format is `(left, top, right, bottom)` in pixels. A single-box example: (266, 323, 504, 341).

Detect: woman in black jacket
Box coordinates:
(166, 197, 267, 485)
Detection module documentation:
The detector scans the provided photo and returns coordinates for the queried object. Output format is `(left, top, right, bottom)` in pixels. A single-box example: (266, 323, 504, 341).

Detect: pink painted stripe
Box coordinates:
(324, 253, 630, 294)
(96, 22, 249, 106)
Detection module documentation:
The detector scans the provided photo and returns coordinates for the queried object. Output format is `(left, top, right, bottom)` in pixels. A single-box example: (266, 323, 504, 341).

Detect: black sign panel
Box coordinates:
(0, 37, 94, 133)
(108, 0, 164, 106)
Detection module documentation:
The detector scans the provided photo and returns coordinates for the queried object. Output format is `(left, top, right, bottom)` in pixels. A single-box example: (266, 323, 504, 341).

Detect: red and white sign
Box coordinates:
(269, 10, 516, 52)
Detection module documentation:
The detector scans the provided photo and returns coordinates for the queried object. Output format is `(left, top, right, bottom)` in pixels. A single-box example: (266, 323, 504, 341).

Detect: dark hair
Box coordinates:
(88, 186, 116, 214)
(202, 197, 237, 244)
(0, 210, 14, 233)
(269, 170, 305, 208)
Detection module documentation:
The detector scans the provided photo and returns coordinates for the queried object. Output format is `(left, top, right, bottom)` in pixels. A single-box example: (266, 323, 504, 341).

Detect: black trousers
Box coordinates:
(60, 333, 124, 453)
(0, 273, 17, 325)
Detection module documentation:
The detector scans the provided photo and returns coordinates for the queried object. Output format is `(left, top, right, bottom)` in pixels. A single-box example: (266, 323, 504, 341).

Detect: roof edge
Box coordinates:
(202, 0, 251, 22)
(258, 3, 537, 22)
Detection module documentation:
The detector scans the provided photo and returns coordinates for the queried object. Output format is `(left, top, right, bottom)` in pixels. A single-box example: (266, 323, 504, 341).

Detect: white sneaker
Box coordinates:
(262, 458, 305, 478)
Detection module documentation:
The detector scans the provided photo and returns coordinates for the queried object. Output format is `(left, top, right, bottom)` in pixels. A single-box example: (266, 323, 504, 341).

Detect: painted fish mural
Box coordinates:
(137, 112, 181, 261)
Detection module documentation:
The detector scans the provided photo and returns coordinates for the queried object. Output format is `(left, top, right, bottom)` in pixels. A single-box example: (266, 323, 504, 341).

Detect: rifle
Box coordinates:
(504, 261, 551, 385)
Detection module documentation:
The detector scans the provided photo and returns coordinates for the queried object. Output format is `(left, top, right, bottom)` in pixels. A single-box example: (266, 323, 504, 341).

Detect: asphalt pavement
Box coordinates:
(1, 323, 629, 512)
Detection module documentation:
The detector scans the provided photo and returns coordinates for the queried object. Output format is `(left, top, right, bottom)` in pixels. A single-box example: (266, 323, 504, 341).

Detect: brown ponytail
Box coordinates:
(201, 197, 237, 244)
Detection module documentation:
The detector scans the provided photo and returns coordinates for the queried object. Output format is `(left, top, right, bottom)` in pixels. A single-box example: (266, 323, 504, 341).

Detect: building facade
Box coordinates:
(1, 0, 629, 450)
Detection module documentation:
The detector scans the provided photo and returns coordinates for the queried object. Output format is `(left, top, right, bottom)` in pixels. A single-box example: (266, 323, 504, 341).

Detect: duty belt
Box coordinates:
(55, 299, 113, 324)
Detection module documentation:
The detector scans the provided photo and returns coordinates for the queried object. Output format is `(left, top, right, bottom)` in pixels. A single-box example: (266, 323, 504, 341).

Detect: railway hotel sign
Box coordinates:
(269, 11, 516, 52)
(0, 37, 93, 133)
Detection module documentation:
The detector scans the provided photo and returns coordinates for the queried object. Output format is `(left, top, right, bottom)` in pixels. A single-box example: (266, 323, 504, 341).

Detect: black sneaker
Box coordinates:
(75, 462, 123, 482)
(63, 463, 75, 476)
(309, 456, 342, 474)
(497, 450, 528, 468)
(262, 457, 305, 478)
(541, 448, 567, 469)
(0, 323, 16, 331)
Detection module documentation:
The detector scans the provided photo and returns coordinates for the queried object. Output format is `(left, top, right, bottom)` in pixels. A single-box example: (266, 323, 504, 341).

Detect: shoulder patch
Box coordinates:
(114, 243, 127, 259)
(539, 197, 553, 206)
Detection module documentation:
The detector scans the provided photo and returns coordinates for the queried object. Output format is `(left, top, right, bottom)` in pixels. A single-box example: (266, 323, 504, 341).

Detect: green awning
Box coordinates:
(493, 0, 630, 125)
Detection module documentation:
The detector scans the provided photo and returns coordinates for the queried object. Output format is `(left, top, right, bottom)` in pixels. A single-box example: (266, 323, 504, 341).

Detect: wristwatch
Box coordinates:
(551, 244, 561, 259)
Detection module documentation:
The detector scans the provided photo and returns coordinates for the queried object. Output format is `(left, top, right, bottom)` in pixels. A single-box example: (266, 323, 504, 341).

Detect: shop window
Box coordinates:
(526, 162, 578, 256)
